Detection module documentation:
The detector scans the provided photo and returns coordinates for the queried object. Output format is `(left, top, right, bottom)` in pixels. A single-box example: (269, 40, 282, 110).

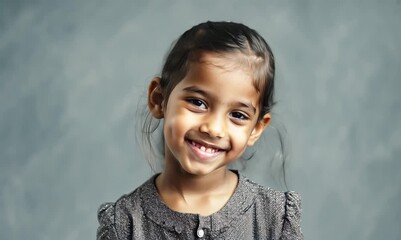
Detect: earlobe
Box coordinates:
(247, 113, 271, 146)
(148, 77, 164, 119)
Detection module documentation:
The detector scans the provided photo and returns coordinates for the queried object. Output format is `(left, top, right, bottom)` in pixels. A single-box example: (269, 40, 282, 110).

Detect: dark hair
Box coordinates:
(160, 21, 275, 117)
(141, 21, 286, 186)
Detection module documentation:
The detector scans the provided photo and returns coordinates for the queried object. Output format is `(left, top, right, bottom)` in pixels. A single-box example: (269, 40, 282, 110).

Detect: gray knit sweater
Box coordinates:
(97, 172, 303, 239)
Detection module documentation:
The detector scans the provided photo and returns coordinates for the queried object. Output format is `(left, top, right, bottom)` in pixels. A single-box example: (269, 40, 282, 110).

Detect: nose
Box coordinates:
(199, 112, 226, 138)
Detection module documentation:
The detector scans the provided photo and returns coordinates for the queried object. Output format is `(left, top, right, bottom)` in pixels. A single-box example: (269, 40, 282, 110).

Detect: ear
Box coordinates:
(148, 77, 164, 119)
(247, 113, 271, 146)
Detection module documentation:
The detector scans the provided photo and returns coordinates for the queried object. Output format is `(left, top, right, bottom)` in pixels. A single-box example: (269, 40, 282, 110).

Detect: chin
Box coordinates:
(180, 162, 226, 177)
(181, 167, 211, 176)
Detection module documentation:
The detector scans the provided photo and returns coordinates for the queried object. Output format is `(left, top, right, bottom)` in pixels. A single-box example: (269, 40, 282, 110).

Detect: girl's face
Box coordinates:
(149, 53, 271, 177)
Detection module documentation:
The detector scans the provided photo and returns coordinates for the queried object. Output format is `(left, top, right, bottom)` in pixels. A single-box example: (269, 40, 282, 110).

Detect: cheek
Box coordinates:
(228, 125, 253, 146)
(164, 108, 193, 137)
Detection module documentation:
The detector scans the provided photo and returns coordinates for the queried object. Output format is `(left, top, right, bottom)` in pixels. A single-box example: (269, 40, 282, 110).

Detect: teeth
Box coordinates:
(190, 140, 218, 153)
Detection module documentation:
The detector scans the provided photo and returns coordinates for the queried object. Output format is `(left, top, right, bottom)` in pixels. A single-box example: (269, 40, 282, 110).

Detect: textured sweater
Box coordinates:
(97, 172, 303, 239)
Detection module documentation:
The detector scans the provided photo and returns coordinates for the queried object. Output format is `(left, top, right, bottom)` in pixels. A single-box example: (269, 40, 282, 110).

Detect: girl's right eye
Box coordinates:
(186, 98, 207, 110)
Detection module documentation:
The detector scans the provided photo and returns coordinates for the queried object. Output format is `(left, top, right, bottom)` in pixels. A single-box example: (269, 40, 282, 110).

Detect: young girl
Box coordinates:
(97, 21, 302, 239)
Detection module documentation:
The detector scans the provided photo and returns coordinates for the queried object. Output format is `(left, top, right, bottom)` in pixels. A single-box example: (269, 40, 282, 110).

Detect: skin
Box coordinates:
(148, 53, 271, 216)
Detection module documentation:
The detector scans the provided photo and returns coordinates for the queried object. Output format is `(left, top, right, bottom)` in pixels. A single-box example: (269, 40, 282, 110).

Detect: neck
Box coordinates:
(157, 165, 234, 196)
(155, 166, 238, 216)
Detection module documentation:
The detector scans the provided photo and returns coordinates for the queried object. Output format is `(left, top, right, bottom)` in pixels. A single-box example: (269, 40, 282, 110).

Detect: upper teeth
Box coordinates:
(192, 141, 218, 153)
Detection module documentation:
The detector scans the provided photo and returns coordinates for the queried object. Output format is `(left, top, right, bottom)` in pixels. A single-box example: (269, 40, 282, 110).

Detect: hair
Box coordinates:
(140, 21, 287, 187)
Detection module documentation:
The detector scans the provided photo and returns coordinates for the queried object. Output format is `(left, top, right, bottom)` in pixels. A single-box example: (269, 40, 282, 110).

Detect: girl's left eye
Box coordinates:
(230, 112, 249, 121)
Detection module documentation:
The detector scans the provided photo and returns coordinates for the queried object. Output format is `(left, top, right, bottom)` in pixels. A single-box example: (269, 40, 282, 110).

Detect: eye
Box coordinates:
(230, 111, 249, 122)
(186, 98, 207, 110)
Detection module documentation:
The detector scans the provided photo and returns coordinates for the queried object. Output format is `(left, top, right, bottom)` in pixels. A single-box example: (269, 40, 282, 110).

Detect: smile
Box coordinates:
(186, 140, 225, 160)
(190, 140, 220, 153)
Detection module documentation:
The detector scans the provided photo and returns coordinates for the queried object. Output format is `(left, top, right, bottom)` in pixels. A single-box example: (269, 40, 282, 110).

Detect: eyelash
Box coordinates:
(185, 97, 251, 123)
(186, 98, 207, 109)
(230, 112, 249, 121)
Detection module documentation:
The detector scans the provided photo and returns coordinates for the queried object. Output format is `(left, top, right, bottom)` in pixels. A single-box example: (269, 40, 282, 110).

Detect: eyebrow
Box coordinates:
(182, 86, 257, 114)
(182, 86, 208, 96)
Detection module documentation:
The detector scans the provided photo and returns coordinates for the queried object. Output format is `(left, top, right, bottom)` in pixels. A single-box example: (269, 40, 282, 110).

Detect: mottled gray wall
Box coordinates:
(1, 0, 400, 239)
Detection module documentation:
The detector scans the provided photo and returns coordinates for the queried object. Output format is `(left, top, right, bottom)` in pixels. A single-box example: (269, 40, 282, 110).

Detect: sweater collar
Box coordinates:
(141, 170, 257, 235)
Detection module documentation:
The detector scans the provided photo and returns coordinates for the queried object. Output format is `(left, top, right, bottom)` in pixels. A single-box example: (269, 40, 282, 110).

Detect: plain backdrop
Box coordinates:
(1, 0, 400, 239)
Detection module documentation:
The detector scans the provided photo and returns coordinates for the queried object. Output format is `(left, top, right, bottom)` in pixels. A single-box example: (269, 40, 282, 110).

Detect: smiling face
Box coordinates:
(149, 53, 271, 177)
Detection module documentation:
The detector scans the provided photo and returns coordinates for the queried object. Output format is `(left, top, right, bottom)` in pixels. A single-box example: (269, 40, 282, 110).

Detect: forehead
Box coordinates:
(194, 52, 253, 74)
(189, 51, 265, 93)
(175, 52, 261, 109)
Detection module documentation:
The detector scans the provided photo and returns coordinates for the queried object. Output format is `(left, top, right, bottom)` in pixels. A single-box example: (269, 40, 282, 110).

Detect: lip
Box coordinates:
(185, 139, 225, 161)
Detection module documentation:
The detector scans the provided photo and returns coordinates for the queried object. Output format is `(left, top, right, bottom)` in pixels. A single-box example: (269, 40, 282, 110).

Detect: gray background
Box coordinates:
(1, 0, 400, 239)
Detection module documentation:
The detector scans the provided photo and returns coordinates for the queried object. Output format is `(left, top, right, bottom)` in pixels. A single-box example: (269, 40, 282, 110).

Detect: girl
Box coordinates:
(97, 21, 302, 239)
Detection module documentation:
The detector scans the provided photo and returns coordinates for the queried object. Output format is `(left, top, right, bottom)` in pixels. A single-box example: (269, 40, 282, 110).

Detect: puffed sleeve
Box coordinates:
(280, 192, 303, 240)
(97, 203, 119, 240)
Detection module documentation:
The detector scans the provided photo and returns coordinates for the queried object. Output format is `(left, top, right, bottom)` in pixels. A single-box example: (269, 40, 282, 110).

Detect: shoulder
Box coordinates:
(97, 181, 146, 220)
(96, 177, 154, 239)
(240, 174, 301, 208)
(239, 174, 303, 239)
